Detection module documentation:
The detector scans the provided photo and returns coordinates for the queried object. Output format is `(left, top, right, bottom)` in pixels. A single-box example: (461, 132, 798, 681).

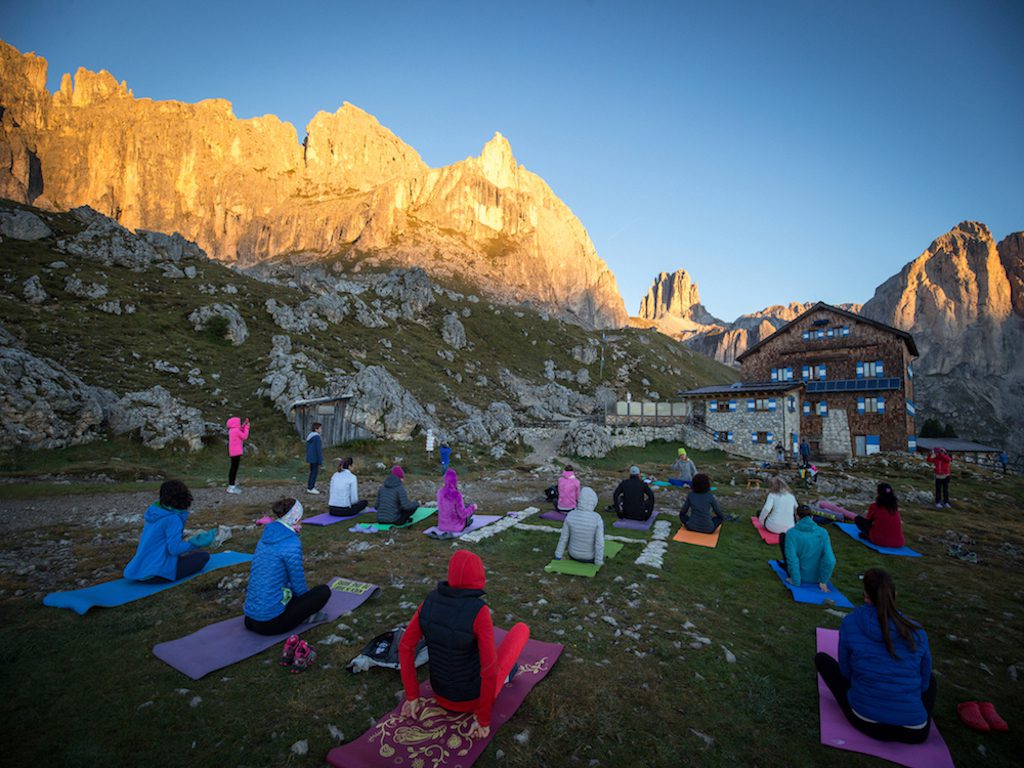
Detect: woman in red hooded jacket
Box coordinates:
(399, 551, 529, 737)
(926, 447, 952, 508)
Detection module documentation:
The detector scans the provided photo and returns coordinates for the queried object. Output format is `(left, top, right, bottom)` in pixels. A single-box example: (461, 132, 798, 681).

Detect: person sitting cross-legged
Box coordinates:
(554, 487, 606, 565)
(783, 504, 837, 592)
(680, 473, 725, 532)
(613, 465, 656, 520)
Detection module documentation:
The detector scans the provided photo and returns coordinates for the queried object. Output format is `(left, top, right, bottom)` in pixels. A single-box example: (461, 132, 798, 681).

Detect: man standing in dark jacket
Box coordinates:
(376, 466, 420, 525)
(305, 422, 324, 494)
(399, 551, 530, 738)
(613, 466, 655, 520)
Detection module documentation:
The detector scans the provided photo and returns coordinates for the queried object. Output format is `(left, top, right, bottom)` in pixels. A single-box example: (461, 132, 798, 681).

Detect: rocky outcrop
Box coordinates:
(441, 313, 468, 350)
(22, 275, 48, 304)
(638, 270, 721, 328)
(256, 335, 316, 412)
(450, 401, 516, 446)
(107, 385, 207, 450)
(998, 232, 1024, 316)
(561, 420, 613, 458)
(0, 41, 628, 328)
(0, 208, 51, 240)
(345, 365, 433, 440)
(188, 304, 249, 345)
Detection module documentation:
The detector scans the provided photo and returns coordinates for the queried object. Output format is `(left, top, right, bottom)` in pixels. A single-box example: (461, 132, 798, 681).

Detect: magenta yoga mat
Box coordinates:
(612, 511, 660, 531)
(152, 577, 379, 679)
(423, 514, 503, 538)
(751, 516, 781, 544)
(538, 510, 567, 522)
(303, 508, 375, 526)
(326, 629, 563, 768)
(816, 628, 953, 768)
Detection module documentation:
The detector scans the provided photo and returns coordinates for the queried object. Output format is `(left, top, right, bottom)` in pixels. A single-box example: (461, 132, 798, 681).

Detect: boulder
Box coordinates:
(265, 298, 328, 333)
(373, 268, 435, 320)
(0, 209, 52, 240)
(256, 334, 316, 412)
(57, 207, 162, 269)
(345, 365, 433, 440)
(138, 229, 206, 262)
(450, 401, 517, 446)
(63, 276, 109, 299)
(22, 275, 48, 304)
(107, 385, 206, 450)
(188, 303, 249, 345)
(561, 420, 613, 458)
(441, 312, 467, 349)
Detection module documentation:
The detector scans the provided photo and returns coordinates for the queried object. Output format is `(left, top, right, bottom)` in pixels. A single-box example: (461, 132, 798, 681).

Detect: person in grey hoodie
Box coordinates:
(376, 466, 421, 526)
(553, 487, 606, 565)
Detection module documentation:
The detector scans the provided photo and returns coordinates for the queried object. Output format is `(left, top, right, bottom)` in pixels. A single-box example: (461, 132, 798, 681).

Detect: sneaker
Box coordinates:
(227, 485, 242, 495)
(291, 640, 317, 673)
(307, 488, 321, 495)
(944, 503, 952, 508)
(935, 503, 943, 510)
(280, 634, 301, 666)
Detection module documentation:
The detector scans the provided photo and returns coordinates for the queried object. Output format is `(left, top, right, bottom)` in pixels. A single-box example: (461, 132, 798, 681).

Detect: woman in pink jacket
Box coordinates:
(437, 469, 477, 533)
(226, 416, 250, 494)
(556, 465, 581, 513)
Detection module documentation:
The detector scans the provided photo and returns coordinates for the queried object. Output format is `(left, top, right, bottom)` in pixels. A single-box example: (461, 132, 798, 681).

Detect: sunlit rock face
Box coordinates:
(0, 41, 627, 328)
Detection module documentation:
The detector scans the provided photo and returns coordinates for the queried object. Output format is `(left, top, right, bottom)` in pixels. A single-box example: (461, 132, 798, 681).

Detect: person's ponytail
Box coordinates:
(863, 568, 920, 659)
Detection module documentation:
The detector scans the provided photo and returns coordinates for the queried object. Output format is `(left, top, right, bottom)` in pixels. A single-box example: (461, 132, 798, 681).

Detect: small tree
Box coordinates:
(204, 315, 230, 343)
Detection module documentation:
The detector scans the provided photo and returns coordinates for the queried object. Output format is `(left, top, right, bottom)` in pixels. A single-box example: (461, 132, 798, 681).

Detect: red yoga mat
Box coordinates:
(750, 516, 780, 544)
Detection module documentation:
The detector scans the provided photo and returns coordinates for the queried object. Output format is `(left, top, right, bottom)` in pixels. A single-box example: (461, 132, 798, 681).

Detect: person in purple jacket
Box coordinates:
(814, 568, 936, 743)
(437, 468, 477, 533)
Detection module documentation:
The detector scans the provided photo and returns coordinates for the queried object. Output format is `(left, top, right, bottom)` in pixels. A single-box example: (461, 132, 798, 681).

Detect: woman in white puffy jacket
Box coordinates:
(758, 476, 799, 561)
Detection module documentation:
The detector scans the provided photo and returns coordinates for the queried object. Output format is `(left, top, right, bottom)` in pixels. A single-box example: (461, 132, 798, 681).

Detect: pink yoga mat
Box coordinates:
(816, 628, 953, 768)
(612, 511, 660, 531)
(327, 628, 562, 768)
(813, 499, 857, 521)
(424, 514, 502, 538)
(303, 508, 375, 526)
(539, 510, 567, 522)
(751, 516, 780, 544)
(152, 577, 379, 679)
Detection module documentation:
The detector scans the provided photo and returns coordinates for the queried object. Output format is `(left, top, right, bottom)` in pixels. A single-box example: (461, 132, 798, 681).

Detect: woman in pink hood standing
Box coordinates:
(226, 416, 250, 494)
(437, 468, 477, 533)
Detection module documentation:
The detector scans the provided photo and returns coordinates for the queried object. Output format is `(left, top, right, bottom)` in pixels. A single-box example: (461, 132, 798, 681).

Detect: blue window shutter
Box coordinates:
(907, 400, 916, 416)
(709, 401, 718, 412)
(818, 364, 827, 380)
(877, 359, 884, 376)
(819, 401, 828, 416)
(767, 431, 774, 443)
(727, 431, 733, 443)
(751, 432, 758, 444)
(857, 397, 865, 414)
(856, 361, 864, 379)
(803, 401, 810, 415)
(802, 330, 809, 341)
(802, 365, 810, 380)
(728, 399, 736, 412)
(768, 398, 777, 412)
(841, 325, 850, 337)
(713, 431, 719, 440)
(908, 362, 913, 379)
(747, 399, 755, 412)
(878, 396, 885, 414)
(785, 367, 793, 380)
(770, 368, 778, 381)
(907, 435, 917, 451)
(827, 328, 834, 338)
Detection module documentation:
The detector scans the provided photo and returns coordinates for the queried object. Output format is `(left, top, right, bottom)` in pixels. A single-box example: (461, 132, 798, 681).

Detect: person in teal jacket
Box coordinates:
(815, 568, 936, 743)
(124, 480, 214, 582)
(243, 497, 331, 635)
(783, 505, 836, 592)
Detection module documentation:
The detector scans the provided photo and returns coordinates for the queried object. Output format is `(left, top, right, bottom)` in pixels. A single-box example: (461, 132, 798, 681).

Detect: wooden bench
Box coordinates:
(745, 478, 762, 489)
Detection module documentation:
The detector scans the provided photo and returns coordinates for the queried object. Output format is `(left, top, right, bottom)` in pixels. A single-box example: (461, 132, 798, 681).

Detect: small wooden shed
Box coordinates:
(289, 395, 374, 448)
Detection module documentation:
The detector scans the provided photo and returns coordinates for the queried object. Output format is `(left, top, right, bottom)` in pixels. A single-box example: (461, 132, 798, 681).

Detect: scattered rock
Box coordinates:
(189, 696, 202, 708)
(0, 208, 52, 240)
(188, 304, 249, 345)
(63, 276, 109, 299)
(561, 420, 613, 458)
(22, 275, 48, 304)
(441, 312, 467, 349)
(290, 740, 308, 756)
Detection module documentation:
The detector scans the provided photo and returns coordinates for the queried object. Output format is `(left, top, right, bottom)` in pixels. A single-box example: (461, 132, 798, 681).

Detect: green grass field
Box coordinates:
(1, 444, 1021, 767)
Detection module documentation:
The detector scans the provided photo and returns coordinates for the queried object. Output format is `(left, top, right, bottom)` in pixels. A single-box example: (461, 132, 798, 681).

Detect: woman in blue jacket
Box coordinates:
(124, 480, 213, 582)
(243, 498, 331, 635)
(814, 568, 936, 743)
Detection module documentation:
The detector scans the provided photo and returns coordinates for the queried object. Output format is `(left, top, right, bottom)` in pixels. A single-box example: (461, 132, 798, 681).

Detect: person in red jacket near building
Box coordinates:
(398, 550, 530, 737)
(854, 483, 905, 549)
(926, 447, 952, 508)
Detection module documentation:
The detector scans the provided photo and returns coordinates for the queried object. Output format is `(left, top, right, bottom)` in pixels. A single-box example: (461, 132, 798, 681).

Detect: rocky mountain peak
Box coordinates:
(477, 132, 517, 189)
(638, 269, 720, 326)
(67, 67, 131, 107)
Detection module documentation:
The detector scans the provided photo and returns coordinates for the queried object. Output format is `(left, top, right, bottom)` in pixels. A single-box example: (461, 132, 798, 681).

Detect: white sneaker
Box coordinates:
(934, 503, 942, 509)
(227, 485, 242, 495)
(307, 488, 321, 495)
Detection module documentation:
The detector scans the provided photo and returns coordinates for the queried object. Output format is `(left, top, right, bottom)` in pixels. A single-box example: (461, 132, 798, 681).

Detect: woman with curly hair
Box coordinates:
(124, 480, 214, 582)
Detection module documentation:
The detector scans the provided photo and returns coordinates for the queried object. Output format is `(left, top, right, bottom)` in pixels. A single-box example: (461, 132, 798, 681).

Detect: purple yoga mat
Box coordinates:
(327, 628, 563, 768)
(612, 511, 659, 531)
(303, 508, 375, 526)
(816, 628, 953, 768)
(152, 577, 380, 680)
(539, 510, 567, 522)
(424, 514, 502, 538)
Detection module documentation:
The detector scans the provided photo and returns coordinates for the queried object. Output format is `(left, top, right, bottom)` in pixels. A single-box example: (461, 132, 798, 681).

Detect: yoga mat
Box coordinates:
(816, 628, 953, 768)
(767, 560, 853, 608)
(835, 523, 922, 557)
(350, 507, 437, 532)
(424, 514, 502, 538)
(153, 576, 380, 679)
(671, 525, 721, 548)
(751, 516, 780, 544)
(814, 499, 858, 521)
(326, 628, 563, 768)
(303, 507, 375, 526)
(613, 511, 659, 531)
(544, 541, 624, 577)
(538, 510, 567, 522)
(651, 480, 672, 487)
(256, 516, 273, 525)
(42, 551, 253, 615)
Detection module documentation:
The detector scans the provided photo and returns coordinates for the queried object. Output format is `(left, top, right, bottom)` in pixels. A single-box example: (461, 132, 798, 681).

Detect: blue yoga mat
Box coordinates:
(834, 523, 922, 557)
(768, 560, 853, 608)
(43, 550, 254, 615)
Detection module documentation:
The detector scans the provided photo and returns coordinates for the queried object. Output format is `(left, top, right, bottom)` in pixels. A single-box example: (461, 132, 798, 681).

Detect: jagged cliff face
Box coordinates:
(636, 269, 721, 331)
(0, 41, 627, 327)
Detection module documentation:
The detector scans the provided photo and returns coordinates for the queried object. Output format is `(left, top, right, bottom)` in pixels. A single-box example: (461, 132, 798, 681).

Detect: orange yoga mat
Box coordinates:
(671, 525, 721, 548)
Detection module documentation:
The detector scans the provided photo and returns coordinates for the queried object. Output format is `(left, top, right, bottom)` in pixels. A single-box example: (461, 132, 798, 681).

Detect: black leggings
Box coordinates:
(934, 477, 949, 505)
(143, 551, 210, 583)
(778, 531, 787, 563)
(329, 500, 369, 517)
(815, 652, 936, 744)
(229, 456, 241, 485)
(854, 515, 873, 539)
(244, 584, 332, 636)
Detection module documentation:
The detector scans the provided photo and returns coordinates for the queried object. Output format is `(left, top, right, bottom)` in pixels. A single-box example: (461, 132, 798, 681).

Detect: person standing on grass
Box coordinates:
(758, 476, 798, 562)
(814, 568, 936, 744)
(853, 483, 905, 549)
(554, 487, 605, 565)
(124, 480, 214, 582)
(926, 447, 952, 508)
(243, 498, 331, 636)
(226, 416, 250, 494)
(555, 464, 580, 513)
(670, 448, 697, 487)
(783, 505, 836, 592)
(305, 422, 323, 495)
(398, 551, 530, 739)
(439, 441, 452, 475)
(999, 450, 1008, 475)
(613, 465, 655, 520)
(800, 438, 811, 466)
(679, 473, 725, 532)
(376, 466, 421, 526)
(328, 457, 369, 517)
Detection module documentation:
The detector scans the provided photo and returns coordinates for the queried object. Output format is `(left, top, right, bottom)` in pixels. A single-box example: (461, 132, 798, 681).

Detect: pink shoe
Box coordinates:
(290, 640, 317, 673)
(279, 634, 301, 666)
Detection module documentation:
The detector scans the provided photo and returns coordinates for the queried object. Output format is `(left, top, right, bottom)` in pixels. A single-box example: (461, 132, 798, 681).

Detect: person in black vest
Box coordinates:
(398, 550, 530, 738)
(612, 465, 656, 520)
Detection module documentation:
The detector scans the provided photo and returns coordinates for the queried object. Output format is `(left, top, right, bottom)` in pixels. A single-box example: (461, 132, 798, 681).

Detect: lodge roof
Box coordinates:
(678, 381, 803, 396)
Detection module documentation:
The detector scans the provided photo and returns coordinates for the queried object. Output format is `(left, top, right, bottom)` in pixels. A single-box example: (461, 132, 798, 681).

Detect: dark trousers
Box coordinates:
(854, 515, 874, 540)
(934, 477, 949, 504)
(815, 652, 936, 744)
(682, 514, 723, 533)
(778, 531, 788, 564)
(244, 584, 332, 636)
(228, 456, 241, 485)
(618, 498, 655, 520)
(393, 504, 418, 526)
(143, 551, 210, 583)
(307, 463, 320, 490)
(329, 500, 369, 517)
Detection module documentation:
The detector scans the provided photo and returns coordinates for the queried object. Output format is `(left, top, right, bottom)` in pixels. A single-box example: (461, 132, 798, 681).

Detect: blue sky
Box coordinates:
(6, 0, 1023, 321)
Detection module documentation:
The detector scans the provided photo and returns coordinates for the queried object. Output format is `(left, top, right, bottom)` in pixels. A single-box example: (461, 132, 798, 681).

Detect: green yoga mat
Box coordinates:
(351, 507, 436, 532)
(544, 540, 624, 577)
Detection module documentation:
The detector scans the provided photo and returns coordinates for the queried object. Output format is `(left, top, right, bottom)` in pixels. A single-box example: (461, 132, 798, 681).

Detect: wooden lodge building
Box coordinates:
(680, 303, 919, 460)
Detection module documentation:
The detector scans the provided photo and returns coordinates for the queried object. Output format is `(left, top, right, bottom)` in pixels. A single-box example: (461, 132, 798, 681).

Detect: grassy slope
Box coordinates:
(0, 449, 1021, 767)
